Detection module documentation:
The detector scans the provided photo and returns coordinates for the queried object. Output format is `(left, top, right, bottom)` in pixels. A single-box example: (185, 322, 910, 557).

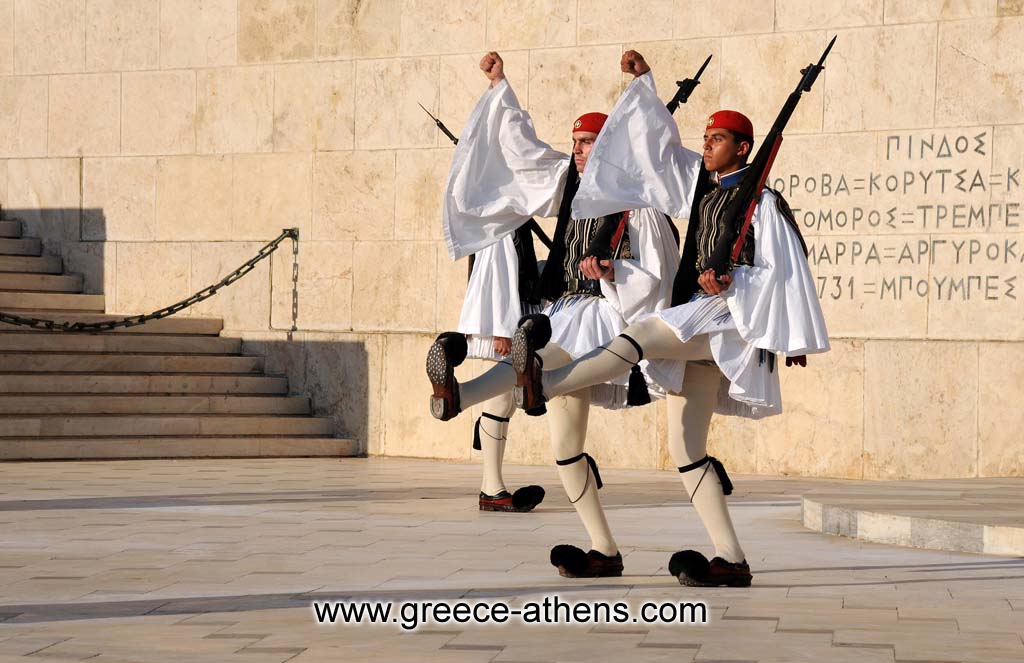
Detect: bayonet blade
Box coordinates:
(693, 54, 712, 81)
(667, 54, 713, 114)
(417, 101, 440, 123)
(419, 101, 459, 145)
(817, 35, 837, 66)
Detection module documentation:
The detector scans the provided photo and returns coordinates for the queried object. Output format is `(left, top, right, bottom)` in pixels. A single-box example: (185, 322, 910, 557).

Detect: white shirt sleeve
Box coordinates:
(723, 191, 830, 356)
(599, 207, 679, 324)
(443, 78, 570, 260)
(456, 235, 522, 339)
(572, 72, 703, 220)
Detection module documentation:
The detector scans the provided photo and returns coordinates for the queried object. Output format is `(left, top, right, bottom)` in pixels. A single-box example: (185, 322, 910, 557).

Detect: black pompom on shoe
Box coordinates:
(511, 485, 545, 511)
(516, 314, 552, 349)
(551, 544, 590, 577)
(668, 549, 710, 581)
(435, 331, 468, 365)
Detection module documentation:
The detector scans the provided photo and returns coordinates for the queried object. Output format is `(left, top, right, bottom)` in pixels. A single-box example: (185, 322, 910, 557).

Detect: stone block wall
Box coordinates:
(1, 0, 1022, 479)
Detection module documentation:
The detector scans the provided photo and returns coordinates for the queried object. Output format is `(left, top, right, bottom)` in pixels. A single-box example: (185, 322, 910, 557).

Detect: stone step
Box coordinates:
(0, 437, 358, 460)
(0, 221, 22, 238)
(0, 273, 84, 293)
(0, 314, 223, 335)
(0, 238, 41, 256)
(0, 331, 241, 354)
(0, 374, 289, 394)
(0, 353, 264, 373)
(0, 394, 310, 415)
(0, 255, 62, 274)
(0, 292, 105, 312)
(0, 415, 334, 437)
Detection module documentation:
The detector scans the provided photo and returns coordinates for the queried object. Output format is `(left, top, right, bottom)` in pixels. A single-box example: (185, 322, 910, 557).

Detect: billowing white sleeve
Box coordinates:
(443, 78, 570, 260)
(723, 191, 830, 356)
(599, 208, 679, 324)
(572, 72, 703, 220)
(456, 235, 522, 339)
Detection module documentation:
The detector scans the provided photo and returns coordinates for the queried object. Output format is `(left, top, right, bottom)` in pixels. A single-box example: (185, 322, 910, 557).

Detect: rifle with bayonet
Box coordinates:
(418, 102, 552, 250)
(667, 54, 712, 114)
(418, 101, 459, 144)
(702, 36, 836, 278)
(584, 54, 714, 264)
(671, 55, 718, 306)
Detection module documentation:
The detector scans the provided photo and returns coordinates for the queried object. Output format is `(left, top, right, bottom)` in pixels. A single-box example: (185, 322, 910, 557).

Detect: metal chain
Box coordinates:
(0, 228, 300, 333)
(291, 230, 299, 332)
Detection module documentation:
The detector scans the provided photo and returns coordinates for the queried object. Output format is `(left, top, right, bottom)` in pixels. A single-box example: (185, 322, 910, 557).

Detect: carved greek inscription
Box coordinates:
(772, 129, 1023, 321)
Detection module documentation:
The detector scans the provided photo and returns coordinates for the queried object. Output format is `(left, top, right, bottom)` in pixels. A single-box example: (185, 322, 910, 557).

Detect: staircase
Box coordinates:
(0, 217, 357, 460)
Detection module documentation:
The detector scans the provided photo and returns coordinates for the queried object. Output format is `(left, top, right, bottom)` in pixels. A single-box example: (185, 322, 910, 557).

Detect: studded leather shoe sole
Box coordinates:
(511, 320, 544, 412)
(426, 336, 461, 421)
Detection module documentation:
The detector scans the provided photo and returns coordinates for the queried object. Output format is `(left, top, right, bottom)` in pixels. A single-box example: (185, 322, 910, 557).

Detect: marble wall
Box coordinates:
(1, 0, 1022, 479)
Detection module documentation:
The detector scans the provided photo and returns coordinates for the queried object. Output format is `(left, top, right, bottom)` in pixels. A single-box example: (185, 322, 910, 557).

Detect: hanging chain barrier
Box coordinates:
(0, 228, 300, 333)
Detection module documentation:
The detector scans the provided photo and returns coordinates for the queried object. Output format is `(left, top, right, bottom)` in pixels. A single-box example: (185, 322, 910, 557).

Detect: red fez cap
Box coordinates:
(707, 110, 753, 139)
(572, 112, 607, 135)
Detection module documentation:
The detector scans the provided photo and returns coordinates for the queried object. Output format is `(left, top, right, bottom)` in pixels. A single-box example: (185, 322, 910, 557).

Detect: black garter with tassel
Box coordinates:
(677, 455, 734, 496)
(555, 453, 603, 489)
(556, 452, 604, 503)
(619, 333, 651, 406)
(473, 412, 510, 451)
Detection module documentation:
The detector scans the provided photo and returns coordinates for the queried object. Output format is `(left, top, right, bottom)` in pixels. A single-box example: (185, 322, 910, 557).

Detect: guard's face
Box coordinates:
(572, 131, 598, 172)
(703, 128, 749, 174)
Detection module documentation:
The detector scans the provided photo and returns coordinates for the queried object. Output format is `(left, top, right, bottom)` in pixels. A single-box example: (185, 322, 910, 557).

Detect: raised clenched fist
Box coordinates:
(480, 51, 505, 87)
(621, 50, 651, 78)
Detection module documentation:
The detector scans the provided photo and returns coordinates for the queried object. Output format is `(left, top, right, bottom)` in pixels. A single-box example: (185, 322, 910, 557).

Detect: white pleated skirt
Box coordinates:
(543, 294, 640, 410)
(650, 293, 782, 419)
(466, 301, 545, 361)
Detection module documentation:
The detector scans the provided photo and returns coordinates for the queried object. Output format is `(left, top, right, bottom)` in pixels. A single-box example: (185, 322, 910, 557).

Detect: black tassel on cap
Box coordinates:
(620, 333, 651, 406)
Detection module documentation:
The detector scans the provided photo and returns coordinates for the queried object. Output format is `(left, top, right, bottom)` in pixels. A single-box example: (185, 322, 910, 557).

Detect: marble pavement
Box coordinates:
(0, 457, 1021, 662)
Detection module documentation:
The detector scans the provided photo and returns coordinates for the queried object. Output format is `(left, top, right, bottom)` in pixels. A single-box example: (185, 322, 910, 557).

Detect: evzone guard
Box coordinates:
(421, 96, 548, 514)
(509, 46, 833, 586)
(457, 224, 547, 513)
(429, 51, 683, 573)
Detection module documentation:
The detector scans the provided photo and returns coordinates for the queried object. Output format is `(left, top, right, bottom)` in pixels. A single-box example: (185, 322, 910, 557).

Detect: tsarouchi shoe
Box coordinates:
(426, 332, 467, 421)
(478, 485, 546, 512)
(511, 315, 551, 415)
(550, 544, 623, 578)
(668, 549, 752, 587)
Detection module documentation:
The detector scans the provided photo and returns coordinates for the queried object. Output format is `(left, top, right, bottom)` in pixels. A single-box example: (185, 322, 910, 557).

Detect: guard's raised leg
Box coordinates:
(427, 332, 518, 421)
(513, 316, 700, 409)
